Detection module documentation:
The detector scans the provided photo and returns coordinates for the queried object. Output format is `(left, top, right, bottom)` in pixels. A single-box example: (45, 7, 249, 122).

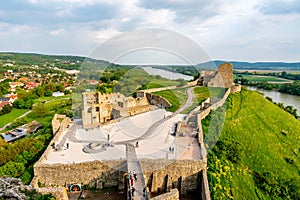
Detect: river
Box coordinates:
(143, 67, 193, 81)
(247, 86, 300, 116)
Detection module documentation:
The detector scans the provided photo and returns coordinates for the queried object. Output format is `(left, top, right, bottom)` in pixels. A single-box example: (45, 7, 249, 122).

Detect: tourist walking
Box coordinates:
(130, 176, 134, 186)
(133, 170, 137, 181)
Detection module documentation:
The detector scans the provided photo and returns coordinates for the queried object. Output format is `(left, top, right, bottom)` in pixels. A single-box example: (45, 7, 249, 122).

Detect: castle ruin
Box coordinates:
(81, 92, 153, 128)
(198, 62, 234, 88)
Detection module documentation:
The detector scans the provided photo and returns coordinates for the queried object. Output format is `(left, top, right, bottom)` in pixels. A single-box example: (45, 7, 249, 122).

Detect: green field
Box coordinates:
(0, 108, 29, 128)
(235, 74, 291, 83)
(153, 88, 188, 112)
(204, 88, 300, 199)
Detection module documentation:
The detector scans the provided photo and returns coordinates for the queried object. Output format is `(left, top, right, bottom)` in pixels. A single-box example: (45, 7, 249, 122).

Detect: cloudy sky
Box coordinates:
(0, 0, 300, 62)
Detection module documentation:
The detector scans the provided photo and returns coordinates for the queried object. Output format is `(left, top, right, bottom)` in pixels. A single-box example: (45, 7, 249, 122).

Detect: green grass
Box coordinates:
(144, 80, 181, 89)
(153, 88, 188, 112)
(43, 98, 71, 107)
(204, 88, 300, 199)
(0, 108, 29, 127)
(235, 74, 291, 83)
(182, 87, 226, 114)
(34, 94, 72, 103)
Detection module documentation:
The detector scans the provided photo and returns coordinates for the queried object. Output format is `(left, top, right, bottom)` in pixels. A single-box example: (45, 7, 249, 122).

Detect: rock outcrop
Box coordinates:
(0, 177, 31, 200)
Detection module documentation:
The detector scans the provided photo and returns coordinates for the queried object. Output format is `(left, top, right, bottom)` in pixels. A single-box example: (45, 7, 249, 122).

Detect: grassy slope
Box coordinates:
(153, 88, 188, 112)
(205, 88, 300, 199)
(0, 108, 29, 127)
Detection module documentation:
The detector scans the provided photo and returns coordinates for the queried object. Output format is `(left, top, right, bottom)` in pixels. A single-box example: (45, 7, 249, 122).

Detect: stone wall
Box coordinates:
(33, 160, 127, 188)
(198, 63, 234, 88)
(151, 188, 179, 200)
(36, 115, 72, 164)
(198, 88, 231, 121)
(52, 114, 72, 135)
(146, 93, 172, 108)
(140, 159, 206, 195)
(82, 92, 151, 128)
(230, 84, 242, 93)
(37, 187, 68, 200)
(217, 63, 234, 88)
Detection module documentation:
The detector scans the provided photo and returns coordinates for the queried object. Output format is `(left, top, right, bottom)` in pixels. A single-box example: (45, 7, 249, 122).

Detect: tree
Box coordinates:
(13, 99, 25, 109)
(56, 84, 64, 92)
(32, 103, 49, 117)
(36, 86, 45, 97)
(1, 104, 12, 114)
(281, 71, 288, 78)
(44, 90, 53, 97)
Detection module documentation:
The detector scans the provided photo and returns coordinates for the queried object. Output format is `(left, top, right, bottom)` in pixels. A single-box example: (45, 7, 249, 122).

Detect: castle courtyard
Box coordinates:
(42, 109, 200, 164)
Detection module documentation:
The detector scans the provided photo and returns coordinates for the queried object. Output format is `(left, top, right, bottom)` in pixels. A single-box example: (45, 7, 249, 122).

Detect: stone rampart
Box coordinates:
(230, 84, 242, 93)
(146, 93, 172, 108)
(33, 160, 127, 188)
(37, 115, 72, 164)
(151, 188, 179, 200)
(52, 114, 71, 135)
(198, 88, 231, 121)
(140, 159, 206, 195)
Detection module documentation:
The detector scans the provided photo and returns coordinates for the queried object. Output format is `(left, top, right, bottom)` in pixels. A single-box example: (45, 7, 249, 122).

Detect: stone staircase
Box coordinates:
(126, 144, 149, 200)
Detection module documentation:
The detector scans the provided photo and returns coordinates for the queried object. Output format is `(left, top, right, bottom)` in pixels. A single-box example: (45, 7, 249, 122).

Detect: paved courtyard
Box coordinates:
(43, 109, 199, 164)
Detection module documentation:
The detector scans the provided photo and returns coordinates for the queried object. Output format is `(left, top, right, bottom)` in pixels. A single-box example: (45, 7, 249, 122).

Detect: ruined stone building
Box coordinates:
(81, 92, 152, 128)
(198, 62, 234, 88)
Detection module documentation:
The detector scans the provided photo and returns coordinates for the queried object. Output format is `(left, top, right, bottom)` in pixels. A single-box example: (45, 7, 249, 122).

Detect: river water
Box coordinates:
(247, 86, 300, 116)
(143, 67, 193, 81)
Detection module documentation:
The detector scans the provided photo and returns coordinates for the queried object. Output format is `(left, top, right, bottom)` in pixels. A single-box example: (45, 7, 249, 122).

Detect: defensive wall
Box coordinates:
(150, 188, 179, 200)
(32, 83, 240, 200)
(146, 93, 172, 108)
(32, 158, 206, 198)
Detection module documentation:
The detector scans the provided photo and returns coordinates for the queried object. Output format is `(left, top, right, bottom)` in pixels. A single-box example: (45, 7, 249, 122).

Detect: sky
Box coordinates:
(0, 0, 300, 63)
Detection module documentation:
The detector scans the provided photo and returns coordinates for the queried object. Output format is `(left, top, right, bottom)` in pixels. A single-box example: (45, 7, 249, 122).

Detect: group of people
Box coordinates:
(51, 142, 69, 151)
(169, 146, 175, 154)
(128, 170, 138, 199)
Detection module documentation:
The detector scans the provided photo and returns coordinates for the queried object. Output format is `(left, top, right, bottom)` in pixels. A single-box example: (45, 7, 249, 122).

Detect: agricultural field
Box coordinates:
(234, 74, 292, 83)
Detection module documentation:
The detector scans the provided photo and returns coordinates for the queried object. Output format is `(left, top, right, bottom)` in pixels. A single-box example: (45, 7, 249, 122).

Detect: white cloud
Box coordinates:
(50, 29, 65, 36)
(0, 0, 300, 62)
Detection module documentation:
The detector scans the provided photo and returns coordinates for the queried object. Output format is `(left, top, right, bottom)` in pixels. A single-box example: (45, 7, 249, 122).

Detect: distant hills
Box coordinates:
(1, 52, 300, 71)
(197, 60, 300, 70)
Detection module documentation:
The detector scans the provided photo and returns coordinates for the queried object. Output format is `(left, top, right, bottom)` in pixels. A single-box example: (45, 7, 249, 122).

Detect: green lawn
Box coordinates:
(0, 108, 29, 127)
(204, 88, 300, 199)
(153, 88, 188, 112)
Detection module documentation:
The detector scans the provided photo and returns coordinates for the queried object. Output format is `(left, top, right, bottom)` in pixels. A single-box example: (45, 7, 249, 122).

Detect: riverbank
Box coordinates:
(247, 86, 300, 116)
